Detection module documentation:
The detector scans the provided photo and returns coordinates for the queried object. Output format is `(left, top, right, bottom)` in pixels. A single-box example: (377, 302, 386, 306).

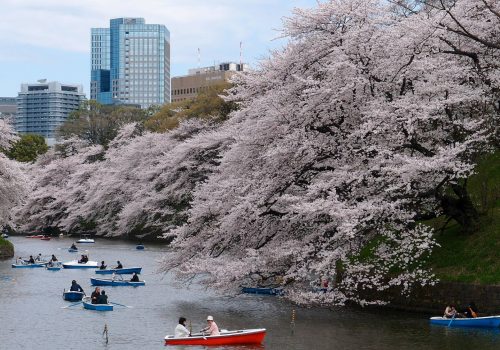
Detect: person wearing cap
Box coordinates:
(174, 317, 190, 338)
(201, 315, 220, 336)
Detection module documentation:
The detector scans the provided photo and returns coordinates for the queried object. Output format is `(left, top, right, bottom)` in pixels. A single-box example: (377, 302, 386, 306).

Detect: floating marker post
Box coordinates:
(291, 309, 296, 335)
(103, 323, 109, 344)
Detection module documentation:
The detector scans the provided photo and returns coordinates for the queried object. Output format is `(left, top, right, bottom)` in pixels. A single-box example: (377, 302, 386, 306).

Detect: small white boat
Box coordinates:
(62, 260, 99, 269)
(76, 234, 95, 244)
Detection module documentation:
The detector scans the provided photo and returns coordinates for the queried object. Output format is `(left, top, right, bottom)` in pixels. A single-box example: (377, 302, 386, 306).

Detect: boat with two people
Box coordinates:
(90, 275, 146, 287)
(95, 267, 142, 275)
(11, 256, 48, 268)
(164, 328, 267, 346)
(429, 315, 500, 328)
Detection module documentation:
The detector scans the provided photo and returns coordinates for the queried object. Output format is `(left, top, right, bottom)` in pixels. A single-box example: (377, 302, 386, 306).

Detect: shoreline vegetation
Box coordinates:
(0, 237, 14, 259)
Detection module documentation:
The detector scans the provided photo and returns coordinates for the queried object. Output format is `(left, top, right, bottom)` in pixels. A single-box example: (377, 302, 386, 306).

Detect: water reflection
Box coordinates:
(1, 236, 499, 350)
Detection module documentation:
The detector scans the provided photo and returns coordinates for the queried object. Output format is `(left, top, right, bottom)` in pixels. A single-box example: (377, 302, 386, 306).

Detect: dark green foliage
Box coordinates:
(427, 151, 500, 284)
(7, 134, 48, 162)
(58, 100, 150, 147)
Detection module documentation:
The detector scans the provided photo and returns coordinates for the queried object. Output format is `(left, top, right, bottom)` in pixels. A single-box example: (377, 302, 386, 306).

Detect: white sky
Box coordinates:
(0, 0, 318, 97)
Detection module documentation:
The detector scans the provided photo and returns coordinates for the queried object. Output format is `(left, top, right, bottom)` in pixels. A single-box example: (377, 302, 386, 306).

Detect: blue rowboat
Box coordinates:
(429, 316, 500, 328)
(136, 244, 145, 250)
(82, 299, 113, 311)
(62, 260, 98, 269)
(47, 266, 61, 271)
(95, 267, 142, 275)
(63, 291, 85, 301)
(12, 263, 46, 268)
(90, 277, 145, 287)
(68, 248, 78, 253)
(242, 287, 284, 296)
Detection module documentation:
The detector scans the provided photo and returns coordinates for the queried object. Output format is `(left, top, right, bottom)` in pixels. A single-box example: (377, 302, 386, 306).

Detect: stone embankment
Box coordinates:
(382, 282, 500, 315)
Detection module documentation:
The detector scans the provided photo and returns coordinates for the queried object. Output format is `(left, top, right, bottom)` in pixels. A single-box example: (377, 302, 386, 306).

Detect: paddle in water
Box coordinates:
(109, 301, 132, 308)
(447, 313, 456, 327)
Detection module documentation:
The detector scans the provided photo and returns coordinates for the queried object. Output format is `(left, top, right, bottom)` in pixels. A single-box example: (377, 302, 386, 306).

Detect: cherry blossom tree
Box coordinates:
(15, 120, 232, 239)
(0, 120, 26, 226)
(162, 0, 498, 305)
(13, 0, 498, 306)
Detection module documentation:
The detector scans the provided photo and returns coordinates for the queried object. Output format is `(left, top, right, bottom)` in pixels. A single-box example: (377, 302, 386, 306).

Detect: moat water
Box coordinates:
(1, 236, 499, 349)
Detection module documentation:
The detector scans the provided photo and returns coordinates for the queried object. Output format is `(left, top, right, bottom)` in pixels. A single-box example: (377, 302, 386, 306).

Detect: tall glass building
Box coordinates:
(16, 81, 85, 145)
(91, 18, 171, 108)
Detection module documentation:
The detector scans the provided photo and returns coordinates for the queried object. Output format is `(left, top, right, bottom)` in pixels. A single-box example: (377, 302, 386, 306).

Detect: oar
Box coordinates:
(61, 301, 83, 309)
(109, 301, 133, 308)
(447, 313, 456, 327)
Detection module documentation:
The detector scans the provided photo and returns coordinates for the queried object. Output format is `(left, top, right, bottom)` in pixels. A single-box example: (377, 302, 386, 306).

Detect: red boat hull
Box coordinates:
(40, 237, 51, 240)
(26, 235, 45, 238)
(165, 329, 266, 346)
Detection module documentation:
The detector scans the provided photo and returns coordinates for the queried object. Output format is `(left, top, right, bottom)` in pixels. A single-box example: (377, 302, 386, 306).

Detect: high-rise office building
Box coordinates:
(16, 81, 85, 145)
(171, 62, 248, 103)
(91, 18, 170, 108)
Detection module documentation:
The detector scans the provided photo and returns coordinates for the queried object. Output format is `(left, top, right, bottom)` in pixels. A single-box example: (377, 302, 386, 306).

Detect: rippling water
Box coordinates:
(1, 236, 499, 350)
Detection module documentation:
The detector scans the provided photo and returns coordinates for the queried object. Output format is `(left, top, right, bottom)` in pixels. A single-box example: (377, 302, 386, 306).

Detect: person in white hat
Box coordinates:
(201, 315, 220, 336)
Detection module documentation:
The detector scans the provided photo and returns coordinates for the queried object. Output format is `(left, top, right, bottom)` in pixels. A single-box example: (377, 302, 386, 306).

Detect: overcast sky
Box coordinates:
(0, 0, 318, 97)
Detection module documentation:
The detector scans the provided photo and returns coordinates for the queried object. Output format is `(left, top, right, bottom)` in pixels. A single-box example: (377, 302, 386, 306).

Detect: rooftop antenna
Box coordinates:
(197, 48, 200, 70)
(240, 41, 243, 70)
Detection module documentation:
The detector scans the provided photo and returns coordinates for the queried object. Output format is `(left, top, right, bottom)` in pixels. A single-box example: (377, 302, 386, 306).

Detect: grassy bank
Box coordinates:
(0, 236, 14, 259)
(426, 151, 500, 284)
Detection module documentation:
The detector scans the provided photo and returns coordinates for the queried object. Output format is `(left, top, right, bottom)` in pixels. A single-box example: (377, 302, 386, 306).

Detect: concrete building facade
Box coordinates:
(16, 81, 85, 144)
(0, 97, 17, 120)
(172, 62, 247, 103)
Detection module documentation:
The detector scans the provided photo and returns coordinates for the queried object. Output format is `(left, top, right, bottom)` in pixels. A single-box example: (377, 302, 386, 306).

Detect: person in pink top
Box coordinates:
(201, 315, 220, 336)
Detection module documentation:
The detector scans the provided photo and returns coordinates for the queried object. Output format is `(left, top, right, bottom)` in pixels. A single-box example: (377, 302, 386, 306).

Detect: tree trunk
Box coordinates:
(439, 182, 480, 234)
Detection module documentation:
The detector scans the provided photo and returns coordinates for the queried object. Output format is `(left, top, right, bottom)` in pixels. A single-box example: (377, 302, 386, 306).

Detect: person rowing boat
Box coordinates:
(70, 280, 85, 294)
(201, 315, 220, 336)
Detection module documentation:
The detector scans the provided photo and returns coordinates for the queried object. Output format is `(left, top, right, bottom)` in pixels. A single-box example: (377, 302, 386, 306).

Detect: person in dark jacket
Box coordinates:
(70, 280, 84, 293)
(99, 261, 107, 270)
(91, 287, 101, 304)
(464, 302, 479, 318)
(51, 254, 58, 262)
(70, 243, 77, 250)
(97, 290, 108, 304)
(28, 255, 35, 264)
(130, 273, 139, 282)
(114, 261, 123, 269)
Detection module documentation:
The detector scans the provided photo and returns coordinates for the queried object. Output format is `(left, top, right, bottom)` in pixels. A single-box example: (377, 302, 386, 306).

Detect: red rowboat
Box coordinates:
(26, 235, 45, 238)
(40, 236, 51, 241)
(164, 328, 266, 346)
